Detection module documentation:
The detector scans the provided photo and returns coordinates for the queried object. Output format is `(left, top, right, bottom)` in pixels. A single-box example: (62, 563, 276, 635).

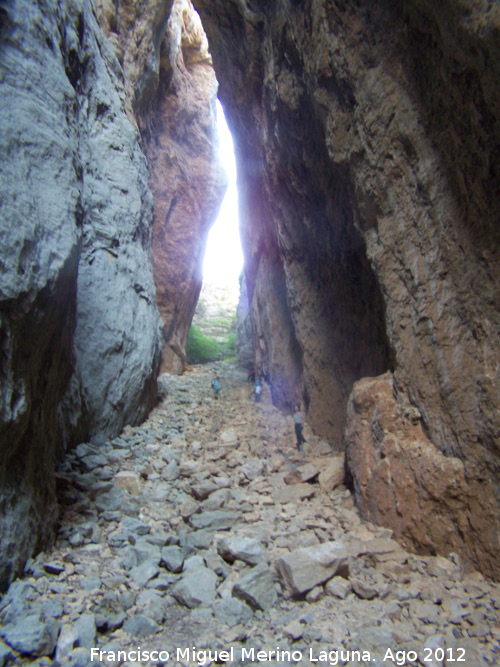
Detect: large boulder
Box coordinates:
(275, 542, 350, 596)
(345, 373, 499, 579)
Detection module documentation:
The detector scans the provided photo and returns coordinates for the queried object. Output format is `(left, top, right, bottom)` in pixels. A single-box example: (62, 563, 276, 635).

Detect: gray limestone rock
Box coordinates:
(190, 510, 241, 531)
(324, 576, 352, 599)
(129, 561, 160, 588)
(123, 615, 159, 638)
(275, 541, 350, 596)
(92, 592, 126, 632)
(121, 516, 151, 537)
(80, 577, 101, 592)
(236, 274, 254, 369)
(213, 598, 254, 627)
(0, 613, 60, 657)
(232, 563, 277, 611)
(172, 567, 217, 608)
(94, 487, 138, 516)
(73, 614, 96, 650)
(160, 546, 185, 573)
(217, 535, 268, 566)
(191, 480, 219, 500)
(136, 590, 169, 623)
(0, 0, 163, 590)
(0, 0, 81, 591)
(59, 0, 163, 446)
(0, 641, 14, 667)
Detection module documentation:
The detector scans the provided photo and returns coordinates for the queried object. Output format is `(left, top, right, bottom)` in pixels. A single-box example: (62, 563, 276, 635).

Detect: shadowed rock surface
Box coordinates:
(0, 0, 162, 589)
(193, 0, 500, 577)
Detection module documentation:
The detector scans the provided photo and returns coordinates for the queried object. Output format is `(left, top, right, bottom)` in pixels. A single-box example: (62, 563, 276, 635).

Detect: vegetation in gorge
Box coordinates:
(186, 314, 237, 364)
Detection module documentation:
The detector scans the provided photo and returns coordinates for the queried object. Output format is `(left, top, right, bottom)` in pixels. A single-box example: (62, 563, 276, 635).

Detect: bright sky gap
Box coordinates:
(202, 100, 243, 290)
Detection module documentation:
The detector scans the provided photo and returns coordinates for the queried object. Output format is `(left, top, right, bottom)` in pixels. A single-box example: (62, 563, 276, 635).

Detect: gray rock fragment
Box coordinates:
(129, 561, 160, 588)
(217, 535, 268, 566)
(324, 576, 352, 599)
(275, 541, 349, 595)
(160, 546, 185, 573)
(213, 598, 254, 627)
(0, 613, 60, 657)
(232, 563, 277, 611)
(172, 567, 217, 608)
(123, 615, 159, 638)
(190, 510, 241, 531)
(74, 614, 96, 649)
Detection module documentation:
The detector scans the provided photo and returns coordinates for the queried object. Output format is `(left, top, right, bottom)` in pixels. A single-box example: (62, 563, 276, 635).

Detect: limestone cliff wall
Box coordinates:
(0, 0, 162, 589)
(236, 274, 254, 370)
(194, 0, 500, 577)
(98, 0, 228, 374)
(146, 0, 227, 373)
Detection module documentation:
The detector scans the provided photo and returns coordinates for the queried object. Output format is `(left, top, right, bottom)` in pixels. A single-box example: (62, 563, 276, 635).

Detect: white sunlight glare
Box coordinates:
(202, 100, 243, 292)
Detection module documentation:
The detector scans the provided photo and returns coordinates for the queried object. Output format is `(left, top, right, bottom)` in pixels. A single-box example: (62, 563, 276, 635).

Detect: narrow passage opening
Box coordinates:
(187, 101, 244, 365)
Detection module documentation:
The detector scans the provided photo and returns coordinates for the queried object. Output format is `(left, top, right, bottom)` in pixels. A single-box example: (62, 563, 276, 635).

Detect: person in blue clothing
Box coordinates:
(254, 379, 262, 402)
(211, 376, 220, 400)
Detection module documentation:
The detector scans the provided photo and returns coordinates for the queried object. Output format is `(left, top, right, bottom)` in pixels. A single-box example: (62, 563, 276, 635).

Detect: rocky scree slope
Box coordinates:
(0, 363, 499, 666)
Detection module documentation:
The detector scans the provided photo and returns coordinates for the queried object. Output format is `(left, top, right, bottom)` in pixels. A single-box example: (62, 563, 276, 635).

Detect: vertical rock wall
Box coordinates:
(145, 0, 227, 374)
(235, 274, 254, 370)
(61, 1, 164, 445)
(99, 0, 228, 374)
(194, 0, 500, 577)
(0, 0, 82, 589)
(0, 0, 163, 589)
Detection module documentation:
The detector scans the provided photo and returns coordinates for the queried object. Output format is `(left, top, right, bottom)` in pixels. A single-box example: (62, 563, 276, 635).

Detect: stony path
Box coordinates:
(1, 362, 499, 667)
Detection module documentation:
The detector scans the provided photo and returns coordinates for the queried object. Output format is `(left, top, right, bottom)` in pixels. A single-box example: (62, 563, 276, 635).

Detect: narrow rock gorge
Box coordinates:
(193, 0, 500, 578)
(0, 0, 499, 613)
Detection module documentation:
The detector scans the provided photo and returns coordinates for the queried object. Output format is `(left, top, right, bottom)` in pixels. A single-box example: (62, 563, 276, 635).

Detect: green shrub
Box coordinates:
(186, 325, 221, 364)
(187, 323, 237, 365)
(220, 331, 236, 359)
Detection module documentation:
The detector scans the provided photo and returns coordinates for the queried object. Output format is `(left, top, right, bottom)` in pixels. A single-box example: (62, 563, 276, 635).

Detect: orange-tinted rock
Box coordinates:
(345, 373, 499, 578)
(144, 0, 227, 372)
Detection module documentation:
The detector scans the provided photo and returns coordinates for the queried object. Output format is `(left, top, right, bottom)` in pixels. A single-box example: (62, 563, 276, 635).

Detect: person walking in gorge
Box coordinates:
(293, 404, 306, 450)
(211, 376, 220, 400)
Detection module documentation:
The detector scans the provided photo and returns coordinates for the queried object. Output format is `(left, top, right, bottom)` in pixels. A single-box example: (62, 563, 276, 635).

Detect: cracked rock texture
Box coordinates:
(194, 0, 500, 577)
(0, 0, 162, 589)
(99, 0, 228, 373)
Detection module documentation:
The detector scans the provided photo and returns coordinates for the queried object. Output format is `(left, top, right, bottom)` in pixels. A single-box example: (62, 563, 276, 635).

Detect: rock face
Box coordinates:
(193, 0, 500, 576)
(61, 0, 164, 445)
(0, 0, 81, 589)
(96, 0, 227, 375)
(0, 0, 162, 589)
(344, 373, 499, 579)
(235, 274, 254, 370)
(117, 0, 227, 374)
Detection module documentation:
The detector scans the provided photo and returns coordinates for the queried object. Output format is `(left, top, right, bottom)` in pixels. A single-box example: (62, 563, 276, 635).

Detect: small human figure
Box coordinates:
(247, 369, 256, 383)
(211, 376, 220, 400)
(254, 379, 262, 402)
(293, 404, 306, 450)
